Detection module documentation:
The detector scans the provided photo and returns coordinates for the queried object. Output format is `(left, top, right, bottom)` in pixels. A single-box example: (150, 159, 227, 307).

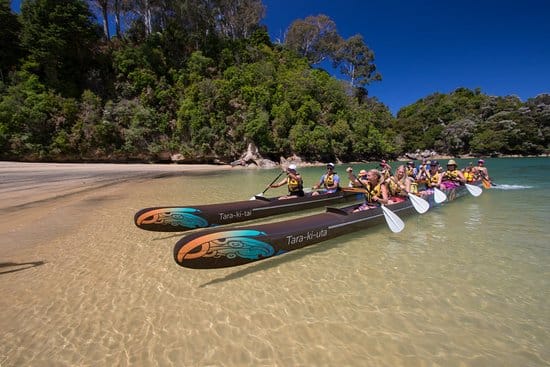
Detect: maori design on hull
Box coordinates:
(136, 208, 208, 229)
(176, 230, 273, 263)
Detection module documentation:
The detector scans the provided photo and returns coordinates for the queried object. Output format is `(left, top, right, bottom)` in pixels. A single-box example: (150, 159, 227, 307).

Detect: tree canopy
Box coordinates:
(0, 1, 548, 163)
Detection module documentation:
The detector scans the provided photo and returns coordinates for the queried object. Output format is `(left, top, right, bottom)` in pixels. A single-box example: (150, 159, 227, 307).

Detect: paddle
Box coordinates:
(381, 205, 405, 233)
(387, 176, 429, 214)
(465, 183, 482, 197)
(433, 187, 447, 203)
(350, 172, 405, 232)
(250, 171, 285, 200)
(408, 193, 430, 214)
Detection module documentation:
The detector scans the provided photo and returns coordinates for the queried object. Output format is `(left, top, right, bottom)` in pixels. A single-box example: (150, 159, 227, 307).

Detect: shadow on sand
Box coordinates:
(0, 261, 46, 275)
(198, 240, 343, 288)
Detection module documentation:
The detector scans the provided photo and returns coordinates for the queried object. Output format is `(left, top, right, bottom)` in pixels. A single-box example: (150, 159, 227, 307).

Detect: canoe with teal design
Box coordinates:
(173, 184, 481, 269)
(134, 188, 364, 232)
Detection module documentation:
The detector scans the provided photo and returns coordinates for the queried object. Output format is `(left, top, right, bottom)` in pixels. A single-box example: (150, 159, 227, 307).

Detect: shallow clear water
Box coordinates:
(1, 158, 549, 366)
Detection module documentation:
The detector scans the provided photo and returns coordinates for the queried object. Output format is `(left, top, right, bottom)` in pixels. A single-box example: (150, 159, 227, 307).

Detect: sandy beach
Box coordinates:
(0, 161, 236, 210)
(0, 161, 234, 256)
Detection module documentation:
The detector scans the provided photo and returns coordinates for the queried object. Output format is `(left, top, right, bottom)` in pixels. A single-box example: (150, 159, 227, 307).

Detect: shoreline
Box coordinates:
(2, 155, 547, 209)
(0, 161, 238, 211)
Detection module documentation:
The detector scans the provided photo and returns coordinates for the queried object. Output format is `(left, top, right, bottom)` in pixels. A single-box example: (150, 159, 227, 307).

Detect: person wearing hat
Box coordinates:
(419, 160, 442, 196)
(473, 159, 491, 183)
(437, 159, 466, 190)
(346, 167, 368, 188)
(312, 163, 340, 196)
(270, 164, 304, 199)
(416, 159, 431, 182)
(405, 161, 418, 179)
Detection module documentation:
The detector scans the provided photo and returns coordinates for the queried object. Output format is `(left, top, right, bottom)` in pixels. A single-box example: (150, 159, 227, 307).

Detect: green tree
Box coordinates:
(284, 14, 340, 64)
(19, 0, 102, 97)
(333, 34, 381, 88)
(0, 0, 23, 81)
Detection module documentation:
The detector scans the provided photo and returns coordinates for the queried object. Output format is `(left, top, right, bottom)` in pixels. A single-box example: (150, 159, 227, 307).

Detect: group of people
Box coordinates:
(270, 159, 491, 210)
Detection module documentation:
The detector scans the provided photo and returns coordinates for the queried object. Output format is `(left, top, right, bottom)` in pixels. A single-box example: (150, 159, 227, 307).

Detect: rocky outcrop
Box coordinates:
(230, 143, 277, 168)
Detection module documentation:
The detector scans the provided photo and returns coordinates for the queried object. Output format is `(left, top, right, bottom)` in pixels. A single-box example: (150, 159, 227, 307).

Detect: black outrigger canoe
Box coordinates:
(134, 188, 365, 232)
(173, 184, 481, 269)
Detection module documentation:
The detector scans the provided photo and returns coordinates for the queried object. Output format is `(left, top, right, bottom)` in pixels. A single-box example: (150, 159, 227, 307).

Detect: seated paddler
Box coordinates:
(419, 160, 441, 196)
(352, 169, 389, 212)
(270, 164, 305, 199)
(346, 167, 368, 188)
(438, 159, 466, 190)
(386, 165, 412, 203)
(312, 163, 340, 196)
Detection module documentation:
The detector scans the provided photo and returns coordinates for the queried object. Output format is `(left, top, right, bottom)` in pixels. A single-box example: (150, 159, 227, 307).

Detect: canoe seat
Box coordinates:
(326, 207, 349, 215)
(253, 195, 272, 202)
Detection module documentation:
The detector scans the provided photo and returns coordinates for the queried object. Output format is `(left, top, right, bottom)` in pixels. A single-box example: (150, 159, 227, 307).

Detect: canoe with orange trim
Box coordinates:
(134, 188, 364, 232)
(173, 183, 482, 269)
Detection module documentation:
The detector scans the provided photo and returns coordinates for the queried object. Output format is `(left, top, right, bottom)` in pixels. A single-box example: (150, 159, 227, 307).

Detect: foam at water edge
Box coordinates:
(494, 184, 533, 190)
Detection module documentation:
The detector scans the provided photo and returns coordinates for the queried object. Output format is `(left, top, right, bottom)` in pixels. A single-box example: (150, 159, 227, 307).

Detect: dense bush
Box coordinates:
(0, 1, 547, 162)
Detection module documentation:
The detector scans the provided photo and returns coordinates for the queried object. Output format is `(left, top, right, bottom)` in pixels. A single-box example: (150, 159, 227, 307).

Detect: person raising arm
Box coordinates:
(270, 164, 304, 199)
(353, 169, 389, 212)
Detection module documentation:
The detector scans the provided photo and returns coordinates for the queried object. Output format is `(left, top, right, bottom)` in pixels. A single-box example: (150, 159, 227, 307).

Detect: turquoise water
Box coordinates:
(1, 157, 548, 366)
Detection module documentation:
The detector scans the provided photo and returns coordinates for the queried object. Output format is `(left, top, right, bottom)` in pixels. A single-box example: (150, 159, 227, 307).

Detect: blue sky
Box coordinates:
(261, 0, 550, 114)
(10, 0, 550, 115)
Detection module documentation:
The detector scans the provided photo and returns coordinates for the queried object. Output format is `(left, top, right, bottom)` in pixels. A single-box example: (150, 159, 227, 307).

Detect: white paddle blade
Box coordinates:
(250, 193, 263, 200)
(465, 183, 482, 197)
(433, 188, 447, 203)
(381, 205, 405, 233)
(408, 193, 429, 214)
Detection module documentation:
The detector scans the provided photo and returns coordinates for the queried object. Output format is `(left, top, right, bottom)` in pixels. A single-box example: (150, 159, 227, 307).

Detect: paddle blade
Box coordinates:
(433, 188, 447, 203)
(465, 183, 482, 197)
(250, 193, 263, 200)
(381, 205, 405, 233)
(482, 179, 492, 189)
(408, 193, 429, 214)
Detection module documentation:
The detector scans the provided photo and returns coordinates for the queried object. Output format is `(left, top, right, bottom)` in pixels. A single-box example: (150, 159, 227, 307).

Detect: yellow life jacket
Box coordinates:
(463, 171, 474, 182)
(427, 171, 440, 186)
(287, 176, 303, 193)
(323, 173, 335, 188)
(443, 169, 459, 182)
(364, 182, 382, 204)
(388, 177, 406, 196)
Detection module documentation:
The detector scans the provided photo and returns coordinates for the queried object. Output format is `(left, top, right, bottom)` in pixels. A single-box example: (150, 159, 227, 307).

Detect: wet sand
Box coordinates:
(0, 161, 234, 256)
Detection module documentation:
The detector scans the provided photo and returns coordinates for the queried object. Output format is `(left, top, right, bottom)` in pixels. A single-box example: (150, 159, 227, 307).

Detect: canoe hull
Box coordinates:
(173, 185, 476, 269)
(134, 189, 364, 232)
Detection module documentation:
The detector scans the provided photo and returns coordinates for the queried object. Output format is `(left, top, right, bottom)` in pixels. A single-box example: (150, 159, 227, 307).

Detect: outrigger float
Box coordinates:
(173, 183, 484, 269)
(134, 188, 365, 232)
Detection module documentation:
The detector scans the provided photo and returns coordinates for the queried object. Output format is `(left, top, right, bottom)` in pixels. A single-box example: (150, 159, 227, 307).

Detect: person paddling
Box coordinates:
(312, 163, 340, 196)
(270, 164, 304, 199)
(474, 159, 491, 183)
(346, 167, 368, 188)
(386, 165, 412, 203)
(463, 163, 476, 182)
(438, 159, 466, 189)
(419, 160, 441, 196)
(352, 169, 389, 212)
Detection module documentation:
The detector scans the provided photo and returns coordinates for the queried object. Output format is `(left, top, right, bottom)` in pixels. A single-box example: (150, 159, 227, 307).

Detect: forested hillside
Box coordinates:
(1, 0, 548, 164)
